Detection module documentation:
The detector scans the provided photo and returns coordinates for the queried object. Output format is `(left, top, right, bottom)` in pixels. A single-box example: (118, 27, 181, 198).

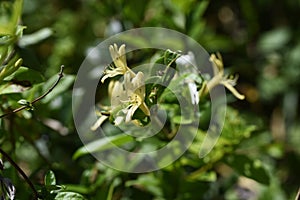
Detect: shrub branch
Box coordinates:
(0, 148, 38, 199)
(0, 65, 65, 119)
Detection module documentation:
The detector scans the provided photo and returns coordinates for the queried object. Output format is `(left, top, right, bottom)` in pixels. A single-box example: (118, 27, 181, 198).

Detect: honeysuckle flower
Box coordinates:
(111, 71, 150, 124)
(91, 44, 150, 130)
(101, 44, 134, 83)
(176, 51, 196, 68)
(176, 52, 201, 105)
(203, 53, 245, 100)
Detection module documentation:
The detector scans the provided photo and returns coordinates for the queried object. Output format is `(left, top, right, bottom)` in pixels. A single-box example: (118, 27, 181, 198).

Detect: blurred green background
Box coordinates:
(1, 0, 300, 199)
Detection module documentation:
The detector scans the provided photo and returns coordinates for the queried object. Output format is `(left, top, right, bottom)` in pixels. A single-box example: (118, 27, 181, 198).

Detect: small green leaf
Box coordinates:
(224, 154, 270, 185)
(54, 192, 85, 200)
(17, 99, 29, 106)
(44, 170, 56, 186)
(73, 134, 134, 160)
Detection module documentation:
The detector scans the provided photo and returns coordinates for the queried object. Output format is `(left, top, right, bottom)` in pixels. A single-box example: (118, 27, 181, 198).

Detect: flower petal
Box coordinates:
(222, 80, 245, 100)
(125, 104, 139, 122)
(209, 53, 224, 76)
(114, 116, 124, 126)
(109, 44, 127, 71)
(91, 115, 109, 131)
(140, 101, 150, 116)
(188, 81, 199, 105)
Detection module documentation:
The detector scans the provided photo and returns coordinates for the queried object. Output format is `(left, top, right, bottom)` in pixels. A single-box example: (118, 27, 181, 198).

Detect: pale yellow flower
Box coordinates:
(204, 53, 245, 100)
(101, 44, 134, 83)
(91, 44, 150, 130)
(91, 115, 109, 131)
(110, 71, 150, 124)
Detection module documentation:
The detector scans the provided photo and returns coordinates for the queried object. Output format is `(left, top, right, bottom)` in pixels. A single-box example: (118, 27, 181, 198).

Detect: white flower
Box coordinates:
(176, 51, 196, 67)
(187, 81, 199, 105)
(205, 53, 245, 100)
(177, 52, 200, 105)
(110, 71, 150, 124)
(92, 42, 151, 130)
(101, 44, 134, 83)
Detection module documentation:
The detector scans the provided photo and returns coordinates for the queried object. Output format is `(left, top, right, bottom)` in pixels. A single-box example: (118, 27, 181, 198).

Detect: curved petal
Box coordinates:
(222, 80, 245, 100)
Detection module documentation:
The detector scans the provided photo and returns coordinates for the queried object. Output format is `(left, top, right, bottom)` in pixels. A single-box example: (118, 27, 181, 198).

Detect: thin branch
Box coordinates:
(0, 65, 64, 119)
(0, 148, 39, 200)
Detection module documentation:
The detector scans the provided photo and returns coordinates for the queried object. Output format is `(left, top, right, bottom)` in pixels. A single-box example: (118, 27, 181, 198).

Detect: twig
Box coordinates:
(0, 148, 39, 200)
(0, 65, 64, 119)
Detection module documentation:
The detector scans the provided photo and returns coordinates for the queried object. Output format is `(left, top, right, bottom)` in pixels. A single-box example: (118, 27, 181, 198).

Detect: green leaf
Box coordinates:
(126, 174, 163, 197)
(73, 134, 134, 160)
(0, 83, 27, 95)
(44, 185, 63, 191)
(54, 192, 85, 200)
(258, 27, 291, 53)
(171, 0, 195, 14)
(146, 50, 181, 105)
(44, 170, 56, 186)
(0, 57, 22, 83)
(17, 99, 29, 106)
(107, 178, 121, 200)
(19, 28, 53, 47)
(0, 0, 23, 35)
(4, 66, 44, 85)
(41, 74, 75, 103)
(224, 154, 270, 185)
(172, 115, 193, 124)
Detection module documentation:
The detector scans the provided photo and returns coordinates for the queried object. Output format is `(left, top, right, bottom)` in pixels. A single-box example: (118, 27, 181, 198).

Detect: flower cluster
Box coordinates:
(91, 45, 245, 131)
(91, 44, 150, 130)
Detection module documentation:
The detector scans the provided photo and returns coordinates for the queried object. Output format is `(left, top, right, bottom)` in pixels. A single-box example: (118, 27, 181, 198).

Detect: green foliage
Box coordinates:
(44, 170, 56, 186)
(40, 170, 85, 199)
(73, 134, 135, 160)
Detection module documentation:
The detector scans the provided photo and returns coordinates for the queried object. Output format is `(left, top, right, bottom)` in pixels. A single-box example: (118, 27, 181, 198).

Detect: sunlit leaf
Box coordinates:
(224, 154, 270, 185)
(41, 74, 75, 103)
(73, 134, 134, 159)
(54, 192, 86, 200)
(0, 83, 27, 95)
(44, 170, 56, 186)
(19, 28, 53, 47)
